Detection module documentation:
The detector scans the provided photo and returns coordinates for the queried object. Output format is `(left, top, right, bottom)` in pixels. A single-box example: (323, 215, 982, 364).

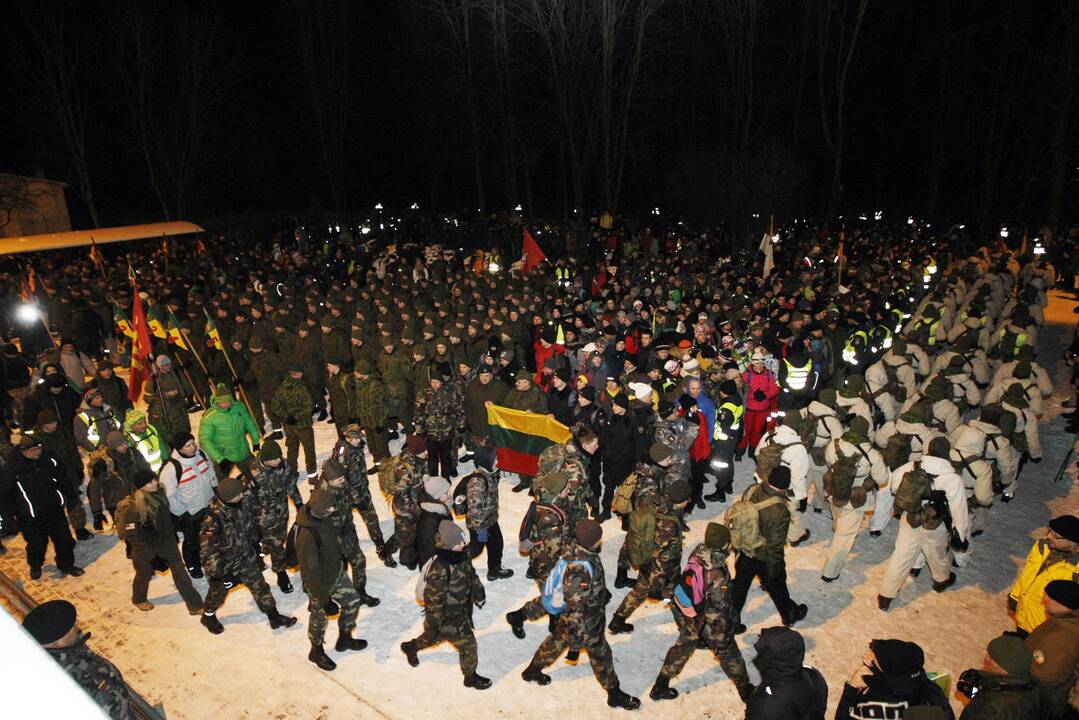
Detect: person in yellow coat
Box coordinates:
(1009, 515, 1079, 636)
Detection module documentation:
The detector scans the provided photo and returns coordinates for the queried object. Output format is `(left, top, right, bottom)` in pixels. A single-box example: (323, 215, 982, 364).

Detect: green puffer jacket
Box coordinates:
(198, 403, 260, 464)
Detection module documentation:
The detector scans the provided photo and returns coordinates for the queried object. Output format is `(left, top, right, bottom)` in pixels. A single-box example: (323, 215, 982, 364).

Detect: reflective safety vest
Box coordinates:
(872, 325, 893, 352)
(998, 327, 1028, 348)
(915, 318, 941, 346)
(843, 331, 867, 366)
(128, 428, 165, 473)
(555, 267, 571, 284)
(783, 358, 812, 391)
(714, 400, 744, 441)
(77, 411, 102, 448)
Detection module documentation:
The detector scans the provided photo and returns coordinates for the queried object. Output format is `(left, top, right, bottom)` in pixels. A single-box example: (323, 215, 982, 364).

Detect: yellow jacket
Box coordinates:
(1009, 539, 1079, 632)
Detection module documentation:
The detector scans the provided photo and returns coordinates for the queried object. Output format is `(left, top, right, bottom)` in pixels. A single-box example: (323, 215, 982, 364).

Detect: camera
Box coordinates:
(957, 668, 983, 699)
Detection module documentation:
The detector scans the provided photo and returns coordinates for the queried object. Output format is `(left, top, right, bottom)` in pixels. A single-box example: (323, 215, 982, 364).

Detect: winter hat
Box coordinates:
(705, 522, 731, 550)
(843, 416, 870, 445)
(923, 377, 950, 402)
(666, 480, 692, 505)
(22, 600, 77, 645)
(658, 396, 679, 417)
(434, 361, 452, 380)
(342, 423, 363, 439)
(534, 470, 567, 495)
(259, 440, 283, 462)
(308, 488, 335, 519)
(679, 394, 697, 413)
(987, 635, 1033, 678)
(170, 431, 194, 450)
(649, 442, 673, 464)
(580, 386, 598, 402)
(123, 410, 147, 432)
(286, 362, 304, 374)
(82, 386, 101, 403)
(899, 400, 929, 425)
(35, 409, 59, 426)
(817, 388, 836, 408)
(1002, 383, 1029, 409)
(1044, 580, 1079, 610)
(133, 469, 157, 489)
(211, 383, 234, 405)
(1048, 514, 1079, 543)
(682, 358, 700, 375)
(891, 339, 908, 355)
(16, 434, 42, 450)
(926, 436, 951, 459)
(574, 519, 603, 549)
(628, 382, 653, 403)
(423, 475, 451, 500)
(155, 355, 173, 369)
(106, 431, 127, 451)
(1013, 361, 1032, 379)
(438, 520, 466, 549)
(612, 393, 630, 410)
(768, 465, 792, 491)
(218, 475, 246, 503)
(840, 375, 866, 398)
(321, 457, 346, 482)
(474, 445, 497, 471)
(720, 380, 738, 396)
(871, 639, 925, 678)
(405, 434, 428, 455)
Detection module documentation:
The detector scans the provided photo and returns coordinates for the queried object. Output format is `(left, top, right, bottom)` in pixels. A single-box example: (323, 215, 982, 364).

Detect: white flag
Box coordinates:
(760, 233, 774, 279)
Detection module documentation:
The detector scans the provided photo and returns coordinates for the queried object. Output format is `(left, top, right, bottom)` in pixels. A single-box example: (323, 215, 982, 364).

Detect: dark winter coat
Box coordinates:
(295, 505, 345, 604)
(834, 672, 954, 720)
(599, 410, 637, 478)
(0, 451, 67, 525)
(464, 376, 508, 438)
(746, 627, 828, 720)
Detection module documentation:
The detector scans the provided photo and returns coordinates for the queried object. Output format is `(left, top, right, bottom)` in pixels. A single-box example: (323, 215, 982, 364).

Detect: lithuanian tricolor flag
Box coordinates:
(487, 404, 571, 476)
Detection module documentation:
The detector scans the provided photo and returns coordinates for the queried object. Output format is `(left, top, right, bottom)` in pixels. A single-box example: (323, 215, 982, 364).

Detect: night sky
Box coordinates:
(1, 0, 1076, 231)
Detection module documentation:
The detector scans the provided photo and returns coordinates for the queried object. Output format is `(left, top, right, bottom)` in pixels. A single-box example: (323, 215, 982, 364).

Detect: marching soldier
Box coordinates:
(315, 457, 381, 606)
(270, 364, 318, 480)
(352, 359, 392, 463)
(248, 440, 302, 593)
(333, 424, 396, 566)
(386, 434, 429, 569)
(145, 355, 192, 438)
(414, 362, 465, 478)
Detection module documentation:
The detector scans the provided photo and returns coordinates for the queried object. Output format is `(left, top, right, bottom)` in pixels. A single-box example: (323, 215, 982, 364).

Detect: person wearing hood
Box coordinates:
(650, 522, 752, 703)
(1025, 580, 1079, 718)
(314, 457, 381, 606)
(21, 371, 80, 436)
(92, 360, 131, 418)
(401, 519, 491, 690)
(900, 376, 963, 434)
(799, 388, 844, 513)
(87, 431, 150, 532)
(597, 391, 638, 521)
(877, 437, 968, 610)
(145, 354, 192, 438)
(73, 385, 121, 453)
(998, 382, 1042, 473)
(114, 469, 204, 614)
(835, 374, 875, 432)
(950, 405, 1019, 533)
(866, 343, 917, 424)
(198, 382, 261, 479)
(197, 474, 297, 635)
(56, 337, 95, 391)
(461, 446, 513, 581)
(27, 408, 90, 540)
(984, 360, 1043, 418)
(936, 354, 984, 413)
(159, 432, 217, 578)
(935, 332, 992, 388)
(745, 626, 827, 719)
(123, 409, 168, 474)
(958, 635, 1044, 719)
(835, 638, 953, 719)
(1009, 515, 1079, 636)
(869, 399, 944, 536)
(755, 415, 811, 545)
(249, 439, 302, 593)
(415, 474, 454, 569)
(297, 487, 367, 672)
(991, 346, 1050, 397)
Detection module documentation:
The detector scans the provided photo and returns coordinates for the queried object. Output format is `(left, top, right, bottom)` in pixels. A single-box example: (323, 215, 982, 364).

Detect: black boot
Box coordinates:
(188, 565, 204, 579)
(335, 632, 368, 652)
(877, 595, 893, 611)
(650, 675, 678, 701)
(308, 644, 336, 671)
(608, 615, 634, 634)
(703, 490, 725, 503)
(487, 568, 514, 581)
(607, 687, 641, 710)
(459, 453, 475, 464)
(463, 673, 492, 690)
(511, 479, 530, 493)
(268, 610, 297, 629)
(357, 588, 381, 607)
(377, 546, 398, 568)
(74, 527, 94, 541)
(783, 604, 808, 627)
(547, 614, 558, 634)
(932, 572, 957, 593)
(521, 665, 551, 686)
(565, 649, 579, 665)
(201, 613, 225, 634)
(401, 640, 420, 667)
(506, 610, 526, 639)
(366, 465, 380, 476)
(614, 567, 635, 589)
(276, 571, 293, 593)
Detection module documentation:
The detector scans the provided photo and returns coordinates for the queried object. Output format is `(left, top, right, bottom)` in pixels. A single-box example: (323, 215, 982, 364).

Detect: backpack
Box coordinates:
(518, 500, 566, 552)
(377, 455, 404, 497)
(893, 462, 946, 529)
(625, 501, 658, 569)
(672, 558, 707, 618)
(882, 432, 912, 470)
(993, 328, 1020, 360)
(755, 433, 796, 480)
(822, 440, 871, 506)
(414, 556, 437, 605)
(610, 471, 639, 515)
(724, 487, 786, 554)
(880, 360, 908, 401)
(541, 557, 594, 615)
(795, 414, 821, 449)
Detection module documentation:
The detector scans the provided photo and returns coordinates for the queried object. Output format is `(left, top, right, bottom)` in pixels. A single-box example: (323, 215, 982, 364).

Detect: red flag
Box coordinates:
(522, 229, 546, 274)
(128, 289, 154, 403)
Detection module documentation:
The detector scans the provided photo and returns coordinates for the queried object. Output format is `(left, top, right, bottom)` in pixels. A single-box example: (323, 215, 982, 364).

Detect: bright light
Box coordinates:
(927, 265, 938, 274)
(907, 216, 915, 225)
(410, 202, 419, 210)
(958, 224, 966, 229)
(1034, 242, 1046, 255)
(514, 204, 522, 212)
(374, 203, 383, 210)
(652, 207, 660, 216)
(360, 227, 371, 235)
(858, 214, 868, 221)
(874, 210, 883, 220)
(16, 304, 39, 324)
(335, 225, 340, 232)
(488, 262, 500, 273)
(1000, 227, 1009, 238)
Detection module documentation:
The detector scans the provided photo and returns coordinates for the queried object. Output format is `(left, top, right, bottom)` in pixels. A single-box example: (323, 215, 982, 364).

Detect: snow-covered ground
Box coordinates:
(3, 293, 1078, 719)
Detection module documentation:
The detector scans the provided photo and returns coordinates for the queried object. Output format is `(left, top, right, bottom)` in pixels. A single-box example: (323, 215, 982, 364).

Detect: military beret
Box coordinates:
(23, 600, 77, 645)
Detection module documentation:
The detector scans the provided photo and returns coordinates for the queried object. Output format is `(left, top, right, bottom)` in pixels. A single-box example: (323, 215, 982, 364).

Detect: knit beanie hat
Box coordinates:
(133, 469, 157, 489)
(218, 475, 246, 503)
(106, 431, 127, 451)
(612, 393, 630, 410)
(705, 522, 731, 550)
(405, 434, 428, 456)
(23, 600, 77, 645)
(423, 475, 451, 499)
(840, 374, 866, 398)
(171, 431, 195, 450)
(987, 635, 1033, 678)
(438, 519, 466, 549)
(843, 416, 870, 445)
(649, 442, 673, 464)
(259, 440, 282, 462)
(36, 409, 59, 426)
(666, 480, 692, 505)
(871, 639, 925, 678)
(768, 465, 792, 490)
(574, 519, 602, 549)
(1048, 514, 1079, 543)
(321, 457, 346, 482)
(210, 383, 234, 405)
(308, 488, 335, 519)
(1044, 580, 1079, 610)
(123, 409, 147, 432)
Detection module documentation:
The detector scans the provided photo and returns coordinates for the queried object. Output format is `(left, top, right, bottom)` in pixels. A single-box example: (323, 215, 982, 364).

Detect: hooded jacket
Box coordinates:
(746, 626, 828, 720)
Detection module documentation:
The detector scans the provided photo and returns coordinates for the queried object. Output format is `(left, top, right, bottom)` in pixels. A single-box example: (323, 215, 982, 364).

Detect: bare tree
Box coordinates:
(0, 175, 40, 233)
(485, 0, 521, 206)
(8, 1, 101, 227)
(1045, 0, 1079, 228)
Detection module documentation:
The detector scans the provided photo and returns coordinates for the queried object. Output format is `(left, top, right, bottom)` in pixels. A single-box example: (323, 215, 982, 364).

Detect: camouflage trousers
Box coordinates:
(518, 541, 561, 621)
(341, 537, 368, 592)
(203, 558, 277, 616)
(284, 425, 317, 476)
(390, 515, 418, 568)
(352, 487, 386, 548)
(365, 427, 390, 463)
(258, 515, 289, 573)
(531, 622, 618, 691)
(614, 559, 679, 621)
(411, 620, 478, 675)
(308, 568, 361, 646)
(658, 606, 750, 693)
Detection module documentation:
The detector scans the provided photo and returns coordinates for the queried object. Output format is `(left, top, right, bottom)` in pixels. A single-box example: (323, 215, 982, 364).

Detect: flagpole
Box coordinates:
(89, 235, 109, 286)
(202, 308, 257, 421)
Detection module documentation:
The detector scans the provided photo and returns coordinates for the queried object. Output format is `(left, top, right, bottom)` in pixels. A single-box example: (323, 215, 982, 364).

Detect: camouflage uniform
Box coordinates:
(654, 416, 699, 485)
(409, 549, 487, 675)
(270, 375, 317, 476)
(388, 450, 426, 568)
(49, 643, 135, 720)
(326, 371, 353, 436)
(528, 543, 619, 691)
(514, 474, 572, 622)
(87, 448, 147, 521)
(332, 437, 387, 550)
(314, 476, 373, 596)
(415, 382, 465, 478)
(657, 543, 751, 699)
(613, 496, 684, 621)
(295, 506, 362, 647)
(199, 495, 278, 616)
(249, 345, 284, 428)
(378, 346, 415, 433)
(146, 369, 191, 437)
(249, 460, 302, 572)
(617, 461, 668, 572)
(354, 371, 391, 461)
(502, 385, 548, 414)
(561, 443, 596, 528)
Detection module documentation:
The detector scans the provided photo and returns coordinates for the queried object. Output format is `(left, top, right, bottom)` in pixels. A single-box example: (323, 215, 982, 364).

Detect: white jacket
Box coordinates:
(755, 424, 810, 501)
(160, 448, 218, 516)
(887, 454, 970, 541)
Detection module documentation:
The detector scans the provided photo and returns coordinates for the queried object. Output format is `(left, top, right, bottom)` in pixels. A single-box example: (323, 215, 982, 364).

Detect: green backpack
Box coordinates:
(725, 487, 785, 555)
(625, 500, 658, 569)
(881, 432, 912, 470)
(755, 433, 796, 480)
(822, 440, 871, 506)
(377, 455, 404, 497)
(893, 462, 944, 529)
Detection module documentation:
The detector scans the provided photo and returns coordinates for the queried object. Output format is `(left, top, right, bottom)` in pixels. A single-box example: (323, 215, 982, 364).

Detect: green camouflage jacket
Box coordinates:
(270, 376, 315, 428)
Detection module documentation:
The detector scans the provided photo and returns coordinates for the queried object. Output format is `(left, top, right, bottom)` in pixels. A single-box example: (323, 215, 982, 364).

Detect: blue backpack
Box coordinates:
(542, 558, 594, 615)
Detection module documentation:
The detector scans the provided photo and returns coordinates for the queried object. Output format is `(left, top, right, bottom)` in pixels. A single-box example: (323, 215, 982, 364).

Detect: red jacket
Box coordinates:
(533, 341, 565, 387)
(742, 367, 778, 411)
(687, 410, 711, 461)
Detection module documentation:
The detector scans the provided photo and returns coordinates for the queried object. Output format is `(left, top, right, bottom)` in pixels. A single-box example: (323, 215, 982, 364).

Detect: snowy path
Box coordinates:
(3, 293, 1078, 719)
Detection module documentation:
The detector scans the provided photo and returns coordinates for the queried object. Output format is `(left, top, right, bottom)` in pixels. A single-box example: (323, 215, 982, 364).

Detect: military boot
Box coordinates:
(649, 676, 678, 701)
(357, 585, 381, 607)
(335, 632, 368, 652)
(308, 644, 336, 671)
(487, 567, 513, 581)
(608, 615, 634, 634)
(201, 613, 225, 634)
(276, 571, 293, 593)
(506, 610, 526, 639)
(463, 673, 492, 690)
(268, 610, 297, 629)
(521, 665, 551, 686)
(606, 687, 641, 710)
(401, 640, 420, 667)
(614, 567, 635, 589)
(377, 545, 398, 568)
(75, 528, 94, 541)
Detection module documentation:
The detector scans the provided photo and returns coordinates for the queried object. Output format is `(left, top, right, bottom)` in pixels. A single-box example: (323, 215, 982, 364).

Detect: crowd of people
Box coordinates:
(1, 215, 1078, 719)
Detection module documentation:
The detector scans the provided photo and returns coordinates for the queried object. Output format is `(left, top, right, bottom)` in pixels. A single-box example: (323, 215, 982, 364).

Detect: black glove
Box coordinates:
(323, 600, 340, 617)
(252, 444, 260, 453)
(797, 498, 807, 513)
(219, 459, 233, 474)
(93, 514, 105, 531)
(753, 390, 766, 401)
